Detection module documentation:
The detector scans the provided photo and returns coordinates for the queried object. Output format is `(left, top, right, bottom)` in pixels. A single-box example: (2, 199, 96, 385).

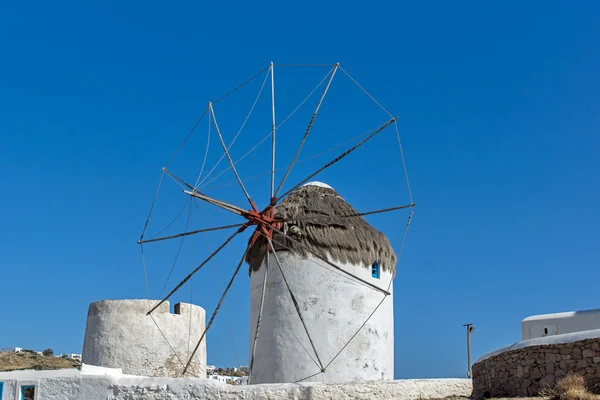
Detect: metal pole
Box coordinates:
(270, 61, 276, 199)
(463, 323, 474, 378)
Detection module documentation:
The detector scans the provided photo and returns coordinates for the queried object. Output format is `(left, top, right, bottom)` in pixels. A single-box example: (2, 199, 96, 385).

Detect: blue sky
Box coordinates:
(1, 1, 599, 379)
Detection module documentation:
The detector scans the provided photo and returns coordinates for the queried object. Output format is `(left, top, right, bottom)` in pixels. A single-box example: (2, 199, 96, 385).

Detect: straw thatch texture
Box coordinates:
(246, 184, 396, 274)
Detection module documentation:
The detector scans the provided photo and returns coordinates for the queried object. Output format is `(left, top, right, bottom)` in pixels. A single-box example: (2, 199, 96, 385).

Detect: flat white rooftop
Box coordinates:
(522, 309, 600, 322)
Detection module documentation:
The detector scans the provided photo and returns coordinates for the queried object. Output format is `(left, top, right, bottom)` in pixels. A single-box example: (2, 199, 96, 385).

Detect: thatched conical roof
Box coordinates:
(246, 182, 397, 274)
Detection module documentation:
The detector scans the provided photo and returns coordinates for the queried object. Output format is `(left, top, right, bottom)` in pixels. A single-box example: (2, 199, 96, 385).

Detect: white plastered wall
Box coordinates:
(0, 367, 472, 400)
(82, 300, 206, 378)
(249, 251, 394, 384)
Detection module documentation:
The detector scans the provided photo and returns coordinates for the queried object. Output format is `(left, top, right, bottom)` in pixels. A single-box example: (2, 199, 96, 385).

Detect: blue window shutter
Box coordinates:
(371, 261, 380, 279)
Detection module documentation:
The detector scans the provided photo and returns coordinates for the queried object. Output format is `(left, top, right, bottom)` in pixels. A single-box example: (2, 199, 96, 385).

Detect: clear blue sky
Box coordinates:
(1, 1, 599, 379)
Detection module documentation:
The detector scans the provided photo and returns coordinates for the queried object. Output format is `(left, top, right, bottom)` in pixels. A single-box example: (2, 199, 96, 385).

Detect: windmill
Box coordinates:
(138, 62, 414, 383)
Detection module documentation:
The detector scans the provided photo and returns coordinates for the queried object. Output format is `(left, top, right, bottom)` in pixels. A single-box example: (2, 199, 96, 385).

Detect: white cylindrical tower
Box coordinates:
(247, 182, 395, 384)
(82, 299, 206, 378)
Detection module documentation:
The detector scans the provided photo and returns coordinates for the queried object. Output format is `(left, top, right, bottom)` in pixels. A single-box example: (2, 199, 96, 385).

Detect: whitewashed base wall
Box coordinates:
(0, 365, 472, 400)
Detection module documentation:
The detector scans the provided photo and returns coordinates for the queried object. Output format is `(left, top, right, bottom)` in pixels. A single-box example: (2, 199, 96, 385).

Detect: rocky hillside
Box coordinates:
(0, 352, 80, 371)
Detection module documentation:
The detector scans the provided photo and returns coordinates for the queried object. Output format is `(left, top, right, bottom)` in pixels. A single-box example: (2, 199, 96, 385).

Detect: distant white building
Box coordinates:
(207, 374, 248, 385)
(69, 353, 82, 361)
(522, 309, 600, 340)
(0, 348, 22, 353)
(209, 374, 229, 384)
(206, 365, 216, 376)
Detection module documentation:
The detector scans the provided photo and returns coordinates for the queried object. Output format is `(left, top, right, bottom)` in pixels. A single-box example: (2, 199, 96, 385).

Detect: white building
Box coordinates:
(68, 354, 82, 361)
(209, 374, 229, 384)
(521, 309, 600, 340)
(208, 374, 247, 385)
(231, 376, 248, 385)
(0, 348, 22, 353)
(247, 182, 396, 384)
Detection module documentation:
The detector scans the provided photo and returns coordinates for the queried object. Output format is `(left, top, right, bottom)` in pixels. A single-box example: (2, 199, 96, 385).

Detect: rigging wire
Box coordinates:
(182, 247, 249, 375)
(274, 63, 336, 67)
(149, 314, 189, 374)
(338, 66, 394, 120)
(213, 65, 271, 105)
(266, 237, 325, 371)
(387, 211, 413, 291)
(148, 198, 191, 240)
(266, 225, 389, 295)
(198, 69, 271, 188)
(193, 112, 212, 189)
(266, 234, 377, 292)
(201, 128, 373, 192)
(140, 244, 152, 310)
(195, 201, 241, 368)
(277, 117, 397, 200)
(139, 170, 165, 241)
(141, 235, 189, 375)
(210, 104, 255, 207)
(294, 370, 324, 384)
(199, 68, 334, 190)
(275, 64, 338, 197)
(163, 168, 195, 191)
(187, 275, 194, 365)
(257, 283, 321, 370)
(187, 210, 195, 364)
(394, 121, 413, 204)
(154, 199, 193, 305)
(165, 107, 209, 169)
(164, 65, 268, 178)
(323, 293, 387, 372)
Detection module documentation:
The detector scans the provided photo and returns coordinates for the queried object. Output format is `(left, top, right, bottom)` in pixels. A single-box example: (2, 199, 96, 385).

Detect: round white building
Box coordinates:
(247, 182, 396, 384)
(82, 299, 206, 378)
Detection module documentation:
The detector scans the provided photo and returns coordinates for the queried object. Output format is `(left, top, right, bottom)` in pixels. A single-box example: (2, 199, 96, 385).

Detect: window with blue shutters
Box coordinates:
(371, 261, 380, 279)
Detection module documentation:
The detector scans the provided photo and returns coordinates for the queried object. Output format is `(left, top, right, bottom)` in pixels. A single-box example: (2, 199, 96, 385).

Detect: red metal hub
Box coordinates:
(244, 199, 282, 249)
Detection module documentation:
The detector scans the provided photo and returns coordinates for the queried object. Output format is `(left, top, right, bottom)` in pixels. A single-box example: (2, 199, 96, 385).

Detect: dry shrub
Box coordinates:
(542, 374, 597, 400)
(557, 375, 586, 394)
(563, 387, 596, 400)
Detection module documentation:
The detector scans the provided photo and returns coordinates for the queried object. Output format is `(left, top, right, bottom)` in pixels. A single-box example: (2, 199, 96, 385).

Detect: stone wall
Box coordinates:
(472, 338, 600, 398)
